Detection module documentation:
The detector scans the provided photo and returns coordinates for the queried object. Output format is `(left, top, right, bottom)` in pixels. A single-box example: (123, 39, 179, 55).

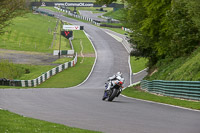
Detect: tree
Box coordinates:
(98, 0, 200, 67)
(0, 0, 30, 34)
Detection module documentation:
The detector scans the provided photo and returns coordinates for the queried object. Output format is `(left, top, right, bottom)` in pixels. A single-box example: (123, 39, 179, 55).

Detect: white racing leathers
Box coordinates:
(106, 75, 125, 91)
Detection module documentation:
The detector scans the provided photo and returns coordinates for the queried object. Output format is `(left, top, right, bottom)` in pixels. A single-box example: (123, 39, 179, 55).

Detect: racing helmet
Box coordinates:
(116, 71, 122, 77)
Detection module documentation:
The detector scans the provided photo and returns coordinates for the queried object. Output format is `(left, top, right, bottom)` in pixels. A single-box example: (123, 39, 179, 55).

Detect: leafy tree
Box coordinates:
(97, 0, 200, 67)
(186, 0, 200, 32)
(0, 0, 30, 34)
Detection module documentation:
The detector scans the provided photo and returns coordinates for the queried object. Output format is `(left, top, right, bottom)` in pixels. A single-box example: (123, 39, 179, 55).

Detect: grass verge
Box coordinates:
(73, 30, 95, 54)
(122, 86, 200, 110)
(103, 9, 124, 21)
(130, 56, 148, 73)
(37, 57, 95, 88)
(0, 110, 100, 133)
(101, 27, 126, 35)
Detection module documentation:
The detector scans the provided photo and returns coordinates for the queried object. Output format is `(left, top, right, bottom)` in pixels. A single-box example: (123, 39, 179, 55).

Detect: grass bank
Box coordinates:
(146, 47, 200, 81)
(0, 110, 100, 133)
(130, 56, 148, 73)
(103, 9, 124, 21)
(0, 13, 71, 53)
(0, 13, 57, 53)
(0, 59, 55, 80)
(122, 86, 200, 110)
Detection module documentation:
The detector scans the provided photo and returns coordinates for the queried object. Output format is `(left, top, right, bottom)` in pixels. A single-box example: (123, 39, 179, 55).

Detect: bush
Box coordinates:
(0, 59, 25, 79)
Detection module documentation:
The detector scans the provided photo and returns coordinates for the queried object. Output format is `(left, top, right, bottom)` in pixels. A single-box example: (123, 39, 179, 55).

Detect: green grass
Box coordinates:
(0, 60, 54, 81)
(130, 56, 148, 73)
(52, 57, 73, 64)
(54, 21, 72, 50)
(103, 9, 125, 20)
(146, 47, 200, 81)
(0, 30, 95, 89)
(101, 27, 126, 34)
(72, 30, 95, 54)
(18, 65, 55, 80)
(122, 86, 200, 110)
(37, 57, 95, 88)
(101, 22, 123, 27)
(0, 110, 100, 133)
(0, 13, 57, 53)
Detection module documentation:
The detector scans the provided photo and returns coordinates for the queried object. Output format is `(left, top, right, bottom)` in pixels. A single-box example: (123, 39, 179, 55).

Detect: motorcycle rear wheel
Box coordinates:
(108, 89, 118, 101)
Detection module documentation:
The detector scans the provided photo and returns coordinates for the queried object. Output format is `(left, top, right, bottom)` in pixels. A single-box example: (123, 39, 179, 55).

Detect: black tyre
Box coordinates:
(108, 89, 118, 101)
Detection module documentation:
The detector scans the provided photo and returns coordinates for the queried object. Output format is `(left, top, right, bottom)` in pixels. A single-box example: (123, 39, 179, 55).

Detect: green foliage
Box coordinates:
(0, 0, 29, 34)
(130, 56, 148, 73)
(103, 8, 125, 20)
(0, 60, 54, 80)
(0, 59, 25, 79)
(123, 0, 200, 67)
(146, 47, 200, 81)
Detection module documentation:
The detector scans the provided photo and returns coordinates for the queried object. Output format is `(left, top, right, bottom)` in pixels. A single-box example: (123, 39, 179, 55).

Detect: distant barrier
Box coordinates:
(53, 50, 75, 55)
(141, 80, 200, 100)
(0, 53, 77, 87)
(34, 9, 55, 17)
(54, 7, 125, 28)
(122, 27, 132, 33)
(0, 38, 78, 87)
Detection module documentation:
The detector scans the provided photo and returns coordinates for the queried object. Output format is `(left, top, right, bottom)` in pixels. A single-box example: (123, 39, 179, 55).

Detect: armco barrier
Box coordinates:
(54, 7, 101, 26)
(1, 37, 78, 87)
(141, 80, 200, 100)
(34, 9, 54, 17)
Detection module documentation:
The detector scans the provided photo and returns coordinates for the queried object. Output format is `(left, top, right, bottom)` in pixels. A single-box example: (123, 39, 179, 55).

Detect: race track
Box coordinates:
(0, 9, 200, 133)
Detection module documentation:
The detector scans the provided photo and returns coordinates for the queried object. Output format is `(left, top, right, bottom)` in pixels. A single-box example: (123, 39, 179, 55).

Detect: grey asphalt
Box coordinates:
(0, 9, 200, 133)
(79, 10, 106, 22)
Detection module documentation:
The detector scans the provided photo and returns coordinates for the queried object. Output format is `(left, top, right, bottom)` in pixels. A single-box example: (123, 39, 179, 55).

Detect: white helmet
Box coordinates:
(116, 72, 122, 77)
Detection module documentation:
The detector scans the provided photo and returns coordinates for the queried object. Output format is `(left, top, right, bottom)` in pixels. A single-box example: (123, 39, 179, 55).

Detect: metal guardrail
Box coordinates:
(0, 53, 78, 87)
(141, 80, 200, 100)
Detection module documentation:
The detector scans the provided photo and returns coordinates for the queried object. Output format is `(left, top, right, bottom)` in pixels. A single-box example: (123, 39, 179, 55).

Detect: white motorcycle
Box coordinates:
(102, 78, 124, 101)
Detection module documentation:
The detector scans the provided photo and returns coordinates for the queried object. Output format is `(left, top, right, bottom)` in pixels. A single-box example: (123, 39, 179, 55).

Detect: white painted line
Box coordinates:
(128, 55, 132, 85)
(71, 30, 97, 88)
(133, 68, 148, 75)
(121, 94, 200, 113)
(127, 81, 141, 88)
(104, 30, 131, 54)
(105, 31, 123, 42)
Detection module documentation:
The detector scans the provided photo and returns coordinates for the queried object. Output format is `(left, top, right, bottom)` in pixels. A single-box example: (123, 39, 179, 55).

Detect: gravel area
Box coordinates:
(0, 49, 59, 66)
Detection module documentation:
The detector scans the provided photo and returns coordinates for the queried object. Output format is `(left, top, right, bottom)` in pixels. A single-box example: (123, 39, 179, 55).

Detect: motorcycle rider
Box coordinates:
(105, 72, 124, 94)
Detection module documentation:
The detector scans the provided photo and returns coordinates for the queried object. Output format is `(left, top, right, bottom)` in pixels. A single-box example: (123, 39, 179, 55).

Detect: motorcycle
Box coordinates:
(102, 79, 124, 101)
